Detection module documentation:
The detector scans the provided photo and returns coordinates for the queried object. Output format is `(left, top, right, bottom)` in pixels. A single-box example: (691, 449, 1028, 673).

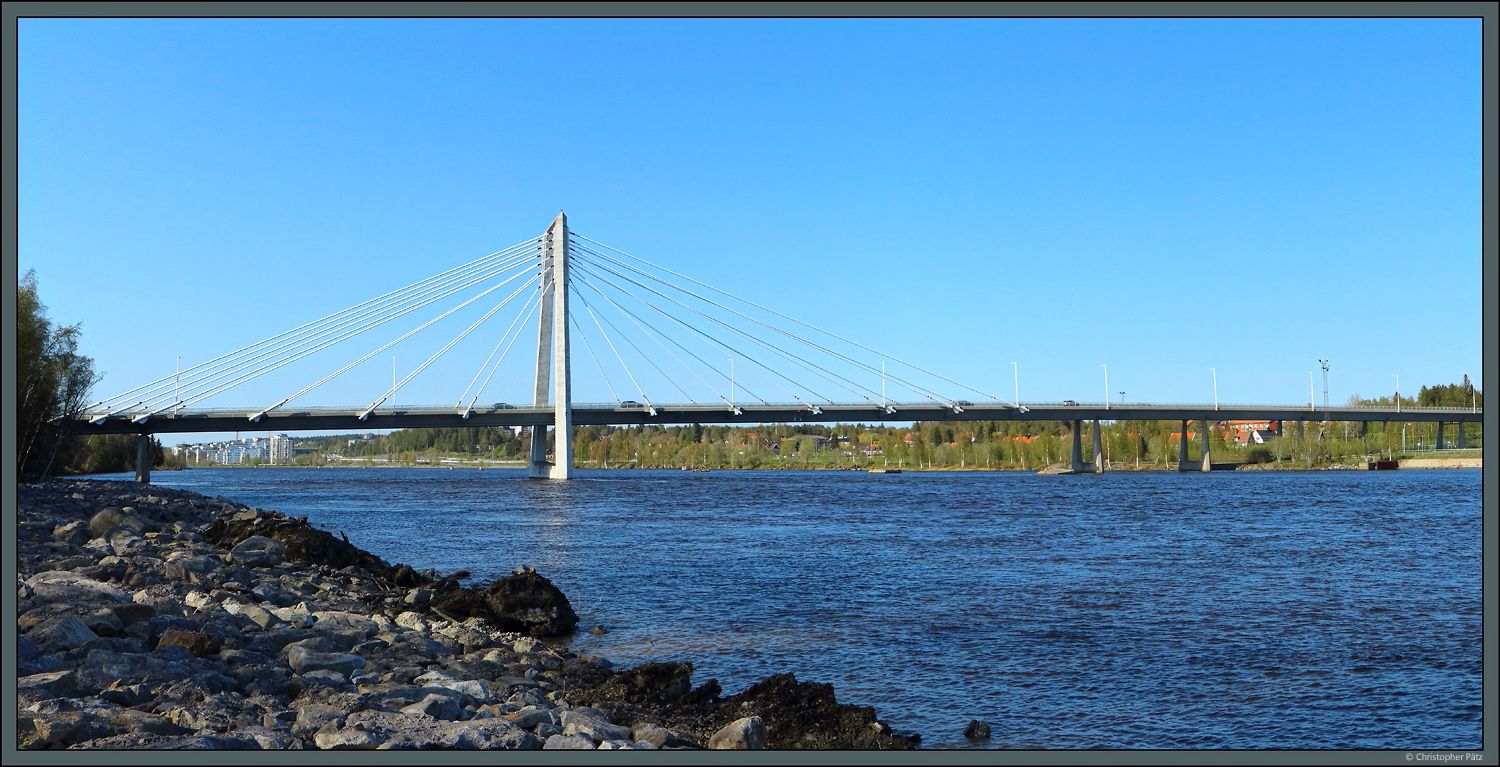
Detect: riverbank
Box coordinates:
(15, 479, 917, 750)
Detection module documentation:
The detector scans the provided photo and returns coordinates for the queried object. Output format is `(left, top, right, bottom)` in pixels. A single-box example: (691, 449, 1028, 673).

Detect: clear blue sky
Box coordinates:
(18, 18, 1483, 441)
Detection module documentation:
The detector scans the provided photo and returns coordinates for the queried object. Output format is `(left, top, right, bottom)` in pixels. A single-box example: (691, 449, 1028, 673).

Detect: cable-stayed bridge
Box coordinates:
(70, 213, 1481, 481)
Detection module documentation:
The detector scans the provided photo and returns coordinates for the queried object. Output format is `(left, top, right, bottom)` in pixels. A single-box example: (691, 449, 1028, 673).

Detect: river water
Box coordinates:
(98, 466, 1483, 750)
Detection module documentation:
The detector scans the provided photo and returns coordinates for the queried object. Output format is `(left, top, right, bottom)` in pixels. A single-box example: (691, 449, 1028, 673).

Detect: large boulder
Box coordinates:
(285, 645, 365, 678)
(230, 536, 286, 567)
(28, 615, 99, 650)
(88, 507, 153, 538)
(708, 716, 766, 750)
(427, 571, 578, 637)
(24, 571, 131, 603)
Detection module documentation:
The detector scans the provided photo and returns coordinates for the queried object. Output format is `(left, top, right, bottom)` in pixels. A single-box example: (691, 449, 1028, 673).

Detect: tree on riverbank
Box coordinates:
(17, 271, 98, 482)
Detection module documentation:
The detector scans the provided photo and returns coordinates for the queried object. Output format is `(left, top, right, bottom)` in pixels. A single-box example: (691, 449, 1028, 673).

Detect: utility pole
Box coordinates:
(1211, 368, 1218, 411)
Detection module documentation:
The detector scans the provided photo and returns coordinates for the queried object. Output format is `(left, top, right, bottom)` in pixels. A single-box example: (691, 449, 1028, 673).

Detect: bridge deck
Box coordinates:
(70, 402, 1482, 435)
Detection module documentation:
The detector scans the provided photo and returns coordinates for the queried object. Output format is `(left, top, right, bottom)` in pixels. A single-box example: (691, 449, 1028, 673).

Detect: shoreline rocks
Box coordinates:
(16, 479, 918, 750)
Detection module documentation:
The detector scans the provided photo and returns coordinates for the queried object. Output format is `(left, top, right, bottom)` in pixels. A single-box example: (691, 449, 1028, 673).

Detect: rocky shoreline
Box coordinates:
(14, 479, 918, 750)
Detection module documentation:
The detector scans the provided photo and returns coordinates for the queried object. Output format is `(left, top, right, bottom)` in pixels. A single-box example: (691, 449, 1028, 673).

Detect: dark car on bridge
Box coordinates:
(620, 401, 643, 408)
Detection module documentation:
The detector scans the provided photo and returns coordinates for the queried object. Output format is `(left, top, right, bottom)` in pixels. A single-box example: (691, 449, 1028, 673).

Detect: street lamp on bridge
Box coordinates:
(1210, 368, 1217, 411)
(1102, 364, 1109, 411)
(1394, 374, 1400, 414)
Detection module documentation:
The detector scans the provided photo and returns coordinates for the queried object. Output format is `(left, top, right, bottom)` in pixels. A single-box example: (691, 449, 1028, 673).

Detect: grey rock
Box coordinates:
(297, 669, 356, 693)
(506, 706, 559, 729)
(112, 601, 156, 627)
(534, 722, 563, 738)
(104, 525, 149, 556)
(29, 710, 119, 748)
(18, 670, 77, 700)
(237, 725, 303, 750)
(108, 707, 190, 736)
(292, 703, 346, 738)
(598, 739, 656, 749)
(25, 570, 131, 603)
(309, 610, 379, 635)
(53, 520, 89, 545)
(99, 682, 154, 707)
(80, 605, 124, 636)
(964, 719, 991, 739)
(164, 555, 221, 583)
(560, 710, 632, 743)
(707, 716, 766, 750)
(225, 601, 279, 629)
(404, 588, 433, 605)
(30, 614, 100, 650)
(632, 722, 690, 749)
(286, 644, 365, 677)
(231, 536, 286, 568)
(383, 666, 424, 685)
(74, 648, 197, 693)
(401, 693, 462, 721)
(544, 733, 598, 749)
(88, 507, 152, 538)
(315, 725, 384, 749)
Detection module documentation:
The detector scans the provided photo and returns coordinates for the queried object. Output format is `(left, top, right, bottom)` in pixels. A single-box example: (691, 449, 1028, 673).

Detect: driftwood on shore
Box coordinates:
(15, 479, 917, 750)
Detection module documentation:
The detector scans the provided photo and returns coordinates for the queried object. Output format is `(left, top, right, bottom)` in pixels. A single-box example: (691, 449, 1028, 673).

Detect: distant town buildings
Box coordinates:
(176, 434, 294, 465)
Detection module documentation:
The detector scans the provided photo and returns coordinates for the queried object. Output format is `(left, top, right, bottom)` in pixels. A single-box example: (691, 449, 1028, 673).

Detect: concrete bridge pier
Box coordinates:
(1070, 420, 1087, 473)
(1360, 421, 1368, 438)
(1199, 419, 1212, 473)
(1092, 420, 1104, 473)
(1177, 420, 1194, 472)
(1297, 420, 1304, 439)
(1436, 422, 1444, 451)
(135, 433, 151, 484)
(1457, 421, 1466, 449)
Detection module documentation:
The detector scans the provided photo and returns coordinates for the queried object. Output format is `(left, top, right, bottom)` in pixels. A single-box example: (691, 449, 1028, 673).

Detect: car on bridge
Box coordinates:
(1062, 400, 1079, 406)
(620, 401, 644, 408)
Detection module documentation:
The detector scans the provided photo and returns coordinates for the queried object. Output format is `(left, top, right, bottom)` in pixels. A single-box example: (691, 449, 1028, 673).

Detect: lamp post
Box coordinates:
(1211, 368, 1218, 411)
(1308, 372, 1315, 412)
(1394, 374, 1400, 414)
(1318, 359, 1330, 412)
(1102, 364, 1109, 410)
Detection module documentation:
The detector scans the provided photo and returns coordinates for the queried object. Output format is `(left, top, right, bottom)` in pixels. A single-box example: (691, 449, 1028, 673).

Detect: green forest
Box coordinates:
(266, 407, 1481, 472)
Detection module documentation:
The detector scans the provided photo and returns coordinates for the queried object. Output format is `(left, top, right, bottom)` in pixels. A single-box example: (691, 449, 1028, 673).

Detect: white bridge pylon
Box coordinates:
(531, 212, 572, 479)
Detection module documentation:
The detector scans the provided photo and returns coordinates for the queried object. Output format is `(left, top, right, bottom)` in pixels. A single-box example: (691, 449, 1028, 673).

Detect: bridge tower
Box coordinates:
(529, 212, 574, 479)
